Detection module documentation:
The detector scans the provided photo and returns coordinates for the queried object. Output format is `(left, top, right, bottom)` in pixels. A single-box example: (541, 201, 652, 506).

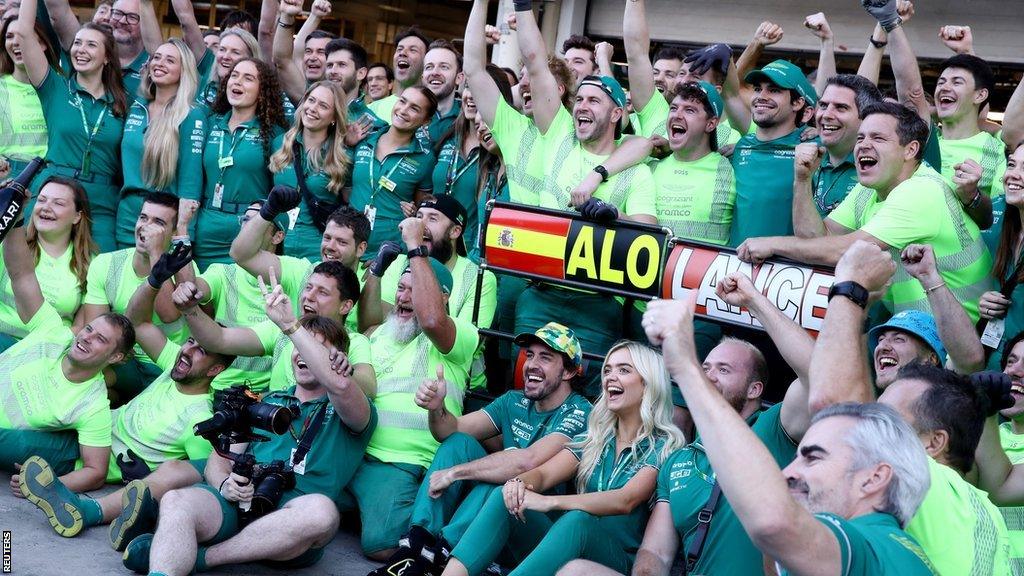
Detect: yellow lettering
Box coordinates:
(566, 227, 598, 279)
(626, 235, 660, 289)
(599, 230, 624, 284)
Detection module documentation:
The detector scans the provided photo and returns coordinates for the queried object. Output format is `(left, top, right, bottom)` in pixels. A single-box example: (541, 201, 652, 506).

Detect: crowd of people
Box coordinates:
(1, 0, 1023, 573)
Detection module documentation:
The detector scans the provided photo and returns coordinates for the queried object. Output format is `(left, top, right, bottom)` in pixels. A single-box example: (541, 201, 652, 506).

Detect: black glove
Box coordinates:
(116, 450, 151, 483)
(577, 198, 619, 224)
(970, 371, 1015, 418)
(147, 242, 193, 289)
(369, 241, 404, 277)
(259, 185, 302, 222)
(861, 0, 902, 32)
(512, 0, 532, 12)
(684, 43, 732, 77)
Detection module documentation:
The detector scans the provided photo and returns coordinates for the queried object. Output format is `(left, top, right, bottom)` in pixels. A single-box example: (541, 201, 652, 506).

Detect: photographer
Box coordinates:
(124, 271, 375, 575)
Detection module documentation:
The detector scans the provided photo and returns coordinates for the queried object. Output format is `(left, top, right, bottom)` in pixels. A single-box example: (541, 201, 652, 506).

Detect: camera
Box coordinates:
(232, 454, 296, 519)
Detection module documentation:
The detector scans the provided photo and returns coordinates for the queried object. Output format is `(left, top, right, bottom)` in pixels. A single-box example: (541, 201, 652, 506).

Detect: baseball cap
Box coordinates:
(578, 75, 628, 109)
(403, 256, 453, 295)
(248, 200, 289, 235)
(420, 195, 468, 256)
(694, 80, 725, 118)
(514, 322, 584, 373)
(868, 310, 947, 363)
(744, 59, 818, 107)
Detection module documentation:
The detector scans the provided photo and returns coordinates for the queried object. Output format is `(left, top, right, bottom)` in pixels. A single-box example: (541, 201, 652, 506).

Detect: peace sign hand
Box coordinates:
(258, 268, 297, 330)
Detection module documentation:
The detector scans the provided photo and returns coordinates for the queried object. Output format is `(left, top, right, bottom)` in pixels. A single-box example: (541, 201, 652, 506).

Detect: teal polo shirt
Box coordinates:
(431, 136, 481, 238)
(200, 113, 283, 210)
(812, 152, 858, 217)
(419, 99, 462, 145)
(121, 50, 149, 98)
(272, 135, 344, 260)
(795, 513, 936, 575)
(120, 99, 207, 199)
(481, 391, 592, 449)
(729, 127, 806, 246)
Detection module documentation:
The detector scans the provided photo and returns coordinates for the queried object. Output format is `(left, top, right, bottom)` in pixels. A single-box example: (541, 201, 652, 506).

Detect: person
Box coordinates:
(420, 39, 463, 144)
(196, 27, 261, 109)
(439, 341, 685, 576)
(0, 196, 135, 494)
(193, 57, 287, 269)
(16, 0, 128, 251)
(121, 281, 376, 575)
(322, 37, 381, 125)
(0, 16, 55, 177)
(201, 29, 219, 53)
(19, 246, 233, 539)
(347, 224, 479, 560)
(367, 26, 429, 122)
(269, 81, 351, 260)
(368, 323, 592, 576)
(561, 34, 597, 84)
(271, 0, 333, 105)
(978, 140, 1024, 368)
(0, 177, 95, 352)
(115, 38, 206, 249)
(81, 192, 194, 400)
(806, 239, 1011, 575)
(737, 102, 993, 322)
(348, 85, 437, 259)
(632, 290, 935, 575)
(365, 62, 393, 103)
(92, 1, 111, 25)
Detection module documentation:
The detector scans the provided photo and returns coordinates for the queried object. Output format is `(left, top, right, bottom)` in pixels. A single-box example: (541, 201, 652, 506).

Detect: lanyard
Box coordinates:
(71, 82, 109, 177)
(597, 439, 638, 492)
(367, 145, 407, 207)
(216, 124, 251, 183)
(443, 136, 479, 194)
(289, 402, 327, 467)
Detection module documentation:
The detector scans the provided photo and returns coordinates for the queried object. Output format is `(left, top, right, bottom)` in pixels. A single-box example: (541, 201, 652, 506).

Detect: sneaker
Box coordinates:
(424, 537, 452, 576)
(368, 552, 428, 576)
(18, 456, 84, 537)
(122, 533, 153, 574)
(484, 562, 504, 576)
(110, 480, 158, 552)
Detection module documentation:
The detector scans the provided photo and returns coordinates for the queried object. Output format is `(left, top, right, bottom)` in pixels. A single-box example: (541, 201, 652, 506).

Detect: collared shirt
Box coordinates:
(812, 151, 858, 217)
(120, 99, 207, 199)
(729, 127, 806, 246)
(121, 49, 149, 97)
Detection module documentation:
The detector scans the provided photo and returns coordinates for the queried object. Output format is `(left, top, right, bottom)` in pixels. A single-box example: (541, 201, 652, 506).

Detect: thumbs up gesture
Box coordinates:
(415, 365, 448, 411)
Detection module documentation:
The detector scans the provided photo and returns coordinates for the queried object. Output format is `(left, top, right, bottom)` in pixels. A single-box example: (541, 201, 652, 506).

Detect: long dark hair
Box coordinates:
(78, 23, 128, 118)
(211, 58, 288, 158)
(474, 65, 514, 201)
(0, 17, 62, 75)
(994, 180, 1024, 284)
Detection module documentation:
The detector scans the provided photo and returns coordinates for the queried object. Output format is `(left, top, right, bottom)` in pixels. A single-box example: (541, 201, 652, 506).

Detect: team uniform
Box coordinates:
(796, 513, 936, 575)
(0, 74, 48, 175)
(488, 98, 547, 206)
(729, 127, 805, 246)
(999, 424, 1024, 575)
(937, 131, 1008, 254)
(0, 245, 83, 352)
(431, 138, 482, 252)
(249, 318, 373, 393)
(272, 135, 346, 261)
(811, 152, 858, 217)
(633, 94, 741, 149)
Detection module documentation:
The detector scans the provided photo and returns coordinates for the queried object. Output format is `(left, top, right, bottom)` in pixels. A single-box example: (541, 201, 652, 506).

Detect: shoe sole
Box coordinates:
(110, 480, 150, 552)
(121, 533, 153, 574)
(19, 455, 83, 538)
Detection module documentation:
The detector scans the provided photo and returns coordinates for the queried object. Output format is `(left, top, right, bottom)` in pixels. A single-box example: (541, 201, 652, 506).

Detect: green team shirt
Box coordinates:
(481, 390, 591, 449)
(272, 134, 346, 261)
(0, 304, 110, 447)
(107, 341, 214, 482)
(84, 248, 195, 364)
(249, 387, 376, 506)
(794, 513, 935, 576)
(120, 50, 148, 98)
(366, 94, 398, 124)
(999, 423, 1024, 576)
(367, 316, 479, 467)
(634, 94, 740, 148)
(276, 256, 363, 334)
(348, 96, 387, 130)
(651, 151, 735, 245)
(420, 100, 461, 145)
(658, 403, 796, 574)
(828, 164, 993, 321)
(539, 106, 657, 217)
(199, 113, 282, 207)
(489, 98, 545, 206)
(249, 319, 372, 393)
(729, 127, 805, 246)
(0, 245, 82, 339)
(431, 137, 482, 241)
(937, 131, 1008, 254)
(905, 457, 1010, 576)
(348, 129, 435, 259)
(812, 152, 858, 217)
(120, 100, 207, 199)
(0, 75, 48, 163)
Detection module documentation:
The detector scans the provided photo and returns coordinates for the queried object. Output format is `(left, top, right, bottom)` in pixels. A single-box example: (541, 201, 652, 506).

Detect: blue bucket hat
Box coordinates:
(868, 310, 947, 363)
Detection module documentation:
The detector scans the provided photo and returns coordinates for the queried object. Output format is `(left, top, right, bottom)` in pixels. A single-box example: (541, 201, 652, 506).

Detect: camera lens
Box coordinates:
(246, 402, 295, 435)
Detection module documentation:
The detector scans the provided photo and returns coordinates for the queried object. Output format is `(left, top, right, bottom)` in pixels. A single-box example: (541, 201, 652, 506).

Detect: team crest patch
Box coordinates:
(499, 228, 515, 248)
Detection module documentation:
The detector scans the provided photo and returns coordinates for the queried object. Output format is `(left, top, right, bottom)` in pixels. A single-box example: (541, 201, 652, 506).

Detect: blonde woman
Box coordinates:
(115, 38, 206, 248)
(439, 341, 685, 576)
(269, 80, 351, 259)
(196, 27, 261, 107)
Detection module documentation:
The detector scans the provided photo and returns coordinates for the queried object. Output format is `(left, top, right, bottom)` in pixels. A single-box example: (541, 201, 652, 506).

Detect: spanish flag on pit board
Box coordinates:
(484, 206, 570, 279)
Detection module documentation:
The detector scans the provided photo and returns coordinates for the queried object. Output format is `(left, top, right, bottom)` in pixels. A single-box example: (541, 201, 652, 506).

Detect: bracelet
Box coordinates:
(218, 477, 230, 494)
(925, 282, 946, 293)
(277, 18, 295, 28)
(282, 321, 300, 335)
(868, 36, 888, 48)
(966, 189, 983, 210)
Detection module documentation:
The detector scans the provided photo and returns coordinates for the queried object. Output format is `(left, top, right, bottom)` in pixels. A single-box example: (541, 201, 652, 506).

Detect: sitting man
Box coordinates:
(351, 216, 479, 560)
(121, 275, 376, 575)
(370, 322, 592, 576)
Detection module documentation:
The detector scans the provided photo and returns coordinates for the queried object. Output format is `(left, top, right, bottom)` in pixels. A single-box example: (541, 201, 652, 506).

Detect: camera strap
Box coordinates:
(291, 403, 327, 468)
(683, 481, 721, 575)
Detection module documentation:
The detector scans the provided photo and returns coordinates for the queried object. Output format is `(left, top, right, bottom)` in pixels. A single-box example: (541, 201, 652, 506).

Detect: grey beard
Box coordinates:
(385, 313, 422, 345)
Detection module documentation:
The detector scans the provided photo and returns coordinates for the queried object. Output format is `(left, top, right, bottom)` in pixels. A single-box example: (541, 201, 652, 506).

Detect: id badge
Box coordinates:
(287, 206, 299, 230)
(982, 318, 1006, 349)
(212, 183, 224, 209)
(364, 205, 377, 230)
(379, 176, 397, 192)
(218, 156, 234, 169)
(290, 448, 306, 475)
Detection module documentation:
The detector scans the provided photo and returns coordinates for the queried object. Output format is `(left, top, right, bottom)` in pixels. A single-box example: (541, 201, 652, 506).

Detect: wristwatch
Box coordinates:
(868, 36, 888, 49)
(827, 281, 869, 309)
(407, 245, 429, 259)
(593, 165, 609, 183)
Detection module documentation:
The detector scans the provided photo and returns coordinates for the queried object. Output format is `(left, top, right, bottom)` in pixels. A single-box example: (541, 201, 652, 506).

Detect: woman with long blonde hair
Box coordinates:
(439, 340, 685, 576)
(0, 176, 96, 352)
(269, 80, 351, 259)
(115, 38, 206, 248)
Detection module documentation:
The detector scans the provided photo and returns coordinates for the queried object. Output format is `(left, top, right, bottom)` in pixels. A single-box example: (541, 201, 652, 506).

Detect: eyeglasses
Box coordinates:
(110, 9, 141, 24)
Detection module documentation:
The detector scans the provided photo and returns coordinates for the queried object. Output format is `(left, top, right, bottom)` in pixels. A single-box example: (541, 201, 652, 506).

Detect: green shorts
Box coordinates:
(0, 428, 79, 474)
(346, 456, 426, 554)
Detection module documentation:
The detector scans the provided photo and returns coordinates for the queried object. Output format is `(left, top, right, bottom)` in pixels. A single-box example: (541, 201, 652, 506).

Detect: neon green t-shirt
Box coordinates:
(998, 422, 1024, 575)
(905, 457, 1010, 576)
(651, 151, 735, 245)
(367, 316, 479, 467)
(481, 390, 591, 450)
(277, 256, 363, 334)
(827, 164, 993, 322)
(250, 320, 372, 393)
(0, 74, 48, 163)
(488, 98, 546, 206)
(367, 94, 398, 124)
(0, 304, 110, 447)
(937, 130, 1008, 254)
(0, 245, 82, 339)
(84, 248, 194, 365)
(634, 94, 740, 148)
(107, 341, 214, 482)
(796, 513, 935, 575)
(538, 106, 657, 217)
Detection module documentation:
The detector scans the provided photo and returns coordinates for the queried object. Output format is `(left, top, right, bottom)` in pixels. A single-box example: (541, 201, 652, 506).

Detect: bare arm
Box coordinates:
(400, 219, 457, 353)
(514, 3, 559, 133)
(229, 215, 283, 282)
(425, 400, 497, 443)
(443, 433, 570, 487)
(257, 0, 279, 64)
(631, 502, 679, 576)
(289, 325, 372, 431)
(59, 445, 109, 492)
(292, 0, 328, 59)
(40, 0, 80, 51)
(138, 0, 163, 55)
(721, 58, 751, 136)
(169, 0, 207, 60)
(1, 223, 44, 323)
(124, 283, 171, 363)
(792, 143, 827, 238)
(594, 41, 614, 78)
(1003, 76, 1024, 152)
(539, 466, 657, 516)
(16, 0, 53, 87)
(886, 25, 930, 124)
(974, 415, 1024, 504)
(737, 229, 886, 268)
(856, 24, 886, 85)
(464, 0, 502, 127)
(271, 0, 307, 105)
(804, 13, 835, 96)
(174, 282, 266, 356)
(623, 0, 655, 111)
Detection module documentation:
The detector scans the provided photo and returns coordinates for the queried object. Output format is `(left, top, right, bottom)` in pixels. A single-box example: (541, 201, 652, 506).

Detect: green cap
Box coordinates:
(744, 59, 818, 107)
(579, 75, 628, 109)
(403, 256, 453, 295)
(695, 80, 725, 117)
(514, 322, 584, 373)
